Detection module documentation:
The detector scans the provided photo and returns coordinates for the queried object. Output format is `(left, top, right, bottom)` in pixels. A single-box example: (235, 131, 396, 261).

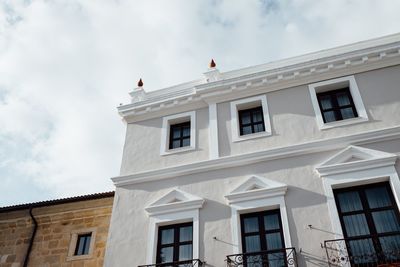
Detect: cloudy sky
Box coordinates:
(1, 0, 400, 206)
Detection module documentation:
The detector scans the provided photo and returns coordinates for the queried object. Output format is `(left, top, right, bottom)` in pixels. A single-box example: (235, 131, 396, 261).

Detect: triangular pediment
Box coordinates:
(145, 189, 204, 216)
(225, 175, 287, 204)
(316, 145, 397, 176)
(230, 175, 287, 194)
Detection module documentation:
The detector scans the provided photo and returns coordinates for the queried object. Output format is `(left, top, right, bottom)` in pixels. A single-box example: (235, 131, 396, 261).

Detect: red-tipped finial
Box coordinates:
(209, 59, 216, 68)
(137, 78, 143, 87)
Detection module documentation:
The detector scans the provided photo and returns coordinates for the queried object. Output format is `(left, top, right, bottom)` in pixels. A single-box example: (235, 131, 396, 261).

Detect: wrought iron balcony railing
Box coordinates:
(324, 232, 400, 266)
(138, 259, 203, 267)
(226, 247, 298, 267)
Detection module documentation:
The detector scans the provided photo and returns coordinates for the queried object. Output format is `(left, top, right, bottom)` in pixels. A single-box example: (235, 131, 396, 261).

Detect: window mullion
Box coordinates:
(259, 214, 267, 251)
(180, 126, 184, 148)
(331, 94, 342, 121)
(360, 189, 385, 257)
(250, 110, 255, 134)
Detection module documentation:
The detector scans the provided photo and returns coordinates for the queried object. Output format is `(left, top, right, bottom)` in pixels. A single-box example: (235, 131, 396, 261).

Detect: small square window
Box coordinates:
(169, 122, 191, 149)
(230, 95, 271, 142)
(309, 75, 368, 130)
(317, 88, 358, 123)
(67, 228, 96, 261)
(74, 233, 92, 256)
(238, 106, 265, 136)
(160, 111, 196, 155)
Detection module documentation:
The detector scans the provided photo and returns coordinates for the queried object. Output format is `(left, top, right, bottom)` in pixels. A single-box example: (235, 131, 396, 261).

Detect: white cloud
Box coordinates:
(0, 0, 400, 205)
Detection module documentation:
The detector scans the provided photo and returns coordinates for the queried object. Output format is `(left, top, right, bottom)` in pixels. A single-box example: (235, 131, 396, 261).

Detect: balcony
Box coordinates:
(138, 259, 203, 267)
(226, 248, 298, 267)
(324, 232, 400, 266)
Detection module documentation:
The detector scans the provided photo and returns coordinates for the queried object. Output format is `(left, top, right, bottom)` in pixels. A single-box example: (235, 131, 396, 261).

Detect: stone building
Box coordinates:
(105, 33, 400, 267)
(0, 192, 114, 267)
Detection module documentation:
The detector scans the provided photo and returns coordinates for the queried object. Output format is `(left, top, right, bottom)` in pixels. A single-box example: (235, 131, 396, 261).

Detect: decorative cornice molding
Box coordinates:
(118, 34, 400, 121)
(111, 125, 400, 187)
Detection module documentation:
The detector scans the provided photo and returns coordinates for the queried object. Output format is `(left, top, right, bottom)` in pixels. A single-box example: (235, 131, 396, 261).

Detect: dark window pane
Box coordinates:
(253, 123, 265, 133)
(243, 217, 259, 233)
(245, 235, 261, 252)
(245, 254, 262, 267)
(76, 238, 85, 255)
(320, 95, 333, 109)
(252, 110, 263, 123)
(343, 214, 370, 237)
(172, 140, 181, 149)
(337, 191, 363, 212)
(182, 138, 190, 147)
(365, 186, 392, 208)
(267, 252, 285, 267)
(182, 126, 190, 137)
(161, 229, 174, 245)
(323, 111, 336, 123)
(266, 233, 283, 250)
(336, 92, 351, 106)
(179, 226, 192, 242)
(160, 247, 174, 263)
(83, 236, 90, 254)
(340, 107, 356, 119)
(348, 238, 377, 265)
(172, 128, 181, 139)
(264, 214, 280, 231)
(241, 111, 251, 124)
(380, 235, 400, 260)
(372, 210, 400, 233)
(242, 126, 253, 135)
(179, 244, 192, 261)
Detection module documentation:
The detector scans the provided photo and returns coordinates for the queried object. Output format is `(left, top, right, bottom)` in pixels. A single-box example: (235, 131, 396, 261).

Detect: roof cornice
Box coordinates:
(118, 33, 400, 121)
(111, 125, 400, 187)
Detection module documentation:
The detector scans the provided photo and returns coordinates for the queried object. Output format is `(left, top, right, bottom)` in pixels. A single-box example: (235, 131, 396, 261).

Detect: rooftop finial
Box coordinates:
(137, 78, 143, 87)
(209, 59, 216, 68)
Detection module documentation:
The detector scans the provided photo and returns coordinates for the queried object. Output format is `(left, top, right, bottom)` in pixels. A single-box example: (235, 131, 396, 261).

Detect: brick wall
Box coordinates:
(0, 196, 114, 267)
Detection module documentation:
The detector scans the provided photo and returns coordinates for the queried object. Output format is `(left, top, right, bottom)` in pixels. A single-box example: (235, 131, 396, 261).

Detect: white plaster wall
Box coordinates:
(218, 65, 400, 157)
(120, 65, 400, 175)
(108, 145, 399, 267)
(120, 107, 210, 175)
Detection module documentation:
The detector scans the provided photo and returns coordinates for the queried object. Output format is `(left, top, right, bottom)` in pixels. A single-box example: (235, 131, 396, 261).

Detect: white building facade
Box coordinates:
(105, 34, 400, 267)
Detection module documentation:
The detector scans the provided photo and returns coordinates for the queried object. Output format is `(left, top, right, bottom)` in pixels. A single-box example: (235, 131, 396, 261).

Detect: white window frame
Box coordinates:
(315, 146, 400, 240)
(67, 228, 97, 261)
(230, 95, 271, 142)
(160, 111, 196, 155)
(224, 176, 292, 254)
(145, 189, 204, 264)
(308, 75, 368, 130)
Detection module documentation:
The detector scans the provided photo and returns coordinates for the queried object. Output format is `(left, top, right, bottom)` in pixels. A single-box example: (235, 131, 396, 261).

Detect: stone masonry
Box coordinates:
(0, 193, 114, 267)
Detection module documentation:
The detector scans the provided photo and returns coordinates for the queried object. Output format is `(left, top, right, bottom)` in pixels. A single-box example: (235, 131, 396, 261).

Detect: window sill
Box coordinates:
(232, 131, 271, 143)
(160, 146, 196, 156)
(66, 254, 93, 261)
(319, 116, 369, 130)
